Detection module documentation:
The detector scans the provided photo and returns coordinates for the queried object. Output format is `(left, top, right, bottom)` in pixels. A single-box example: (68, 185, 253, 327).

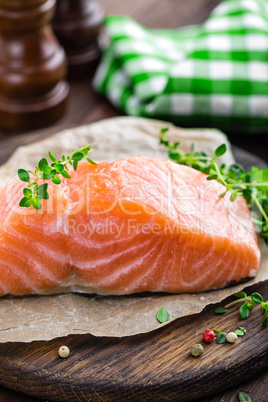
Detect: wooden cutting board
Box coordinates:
(0, 133, 267, 402)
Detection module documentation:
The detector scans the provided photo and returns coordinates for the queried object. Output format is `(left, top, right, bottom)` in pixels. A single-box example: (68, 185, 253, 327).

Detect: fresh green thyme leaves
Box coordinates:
(156, 306, 169, 323)
(235, 330, 244, 336)
(214, 291, 268, 325)
(216, 332, 227, 344)
(262, 302, 268, 313)
(48, 151, 57, 162)
(239, 303, 250, 320)
(212, 328, 222, 334)
(234, 291, 247, 299)
(238, 391, 251, 402)
(262, 315, 268, 325)
(18, 145, 96, 210)
(214, 307, 227, 314)
(214, 144, 227, 158)
(160, 129, 268, 245)
(251, 292, 263, 304)
(235, 327, 246, 337)
(18, 169, 30, 183)
(86, 157, 97, 165)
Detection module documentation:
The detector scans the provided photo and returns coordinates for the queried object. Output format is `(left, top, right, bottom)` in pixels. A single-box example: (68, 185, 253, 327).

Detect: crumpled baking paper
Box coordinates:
(0, 117, 267, 342)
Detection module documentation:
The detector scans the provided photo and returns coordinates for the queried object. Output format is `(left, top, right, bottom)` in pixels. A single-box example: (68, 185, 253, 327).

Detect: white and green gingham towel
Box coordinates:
(93, 0, 268, 133)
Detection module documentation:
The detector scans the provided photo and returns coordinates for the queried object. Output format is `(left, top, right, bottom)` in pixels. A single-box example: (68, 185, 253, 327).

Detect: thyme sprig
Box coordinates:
(215, 291, 268, 325)
(160, 128, 268, 244)
(18, 145, 96, 210)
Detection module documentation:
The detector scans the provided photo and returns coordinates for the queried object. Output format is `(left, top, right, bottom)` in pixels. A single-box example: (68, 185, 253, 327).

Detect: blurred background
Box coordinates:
(0, 0, 267, 162)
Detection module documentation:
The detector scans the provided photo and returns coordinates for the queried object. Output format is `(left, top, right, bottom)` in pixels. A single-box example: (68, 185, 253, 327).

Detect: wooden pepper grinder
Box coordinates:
(52, 0, 104, 79)
(0, 0, 69, 130)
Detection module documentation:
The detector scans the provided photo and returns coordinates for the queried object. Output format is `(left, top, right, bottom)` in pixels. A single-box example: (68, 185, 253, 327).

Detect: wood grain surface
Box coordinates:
(0, 0, 267, 401)
(0, 0, 267, 159)
(0, 282, 267, 402)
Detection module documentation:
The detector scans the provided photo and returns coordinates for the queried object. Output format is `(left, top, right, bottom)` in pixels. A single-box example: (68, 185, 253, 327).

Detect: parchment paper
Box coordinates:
(0, 117, 267, 342)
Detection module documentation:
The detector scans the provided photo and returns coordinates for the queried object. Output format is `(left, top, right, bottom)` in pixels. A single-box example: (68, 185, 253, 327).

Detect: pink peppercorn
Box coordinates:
(203, 329, 215, 343)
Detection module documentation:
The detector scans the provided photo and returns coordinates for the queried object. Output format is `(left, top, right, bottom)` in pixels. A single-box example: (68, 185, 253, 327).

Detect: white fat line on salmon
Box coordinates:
(98, 238, 161, 287)
(0, 259, 40, 294)
(0, 241, 59, 284)
(71, 238, 154, 271)
(182, 239, 227, 289)
(128, 240, 167, 293)
(5, 227, 68, 269)
(166, 168, 174, 217)
(0, 277, 9, 296)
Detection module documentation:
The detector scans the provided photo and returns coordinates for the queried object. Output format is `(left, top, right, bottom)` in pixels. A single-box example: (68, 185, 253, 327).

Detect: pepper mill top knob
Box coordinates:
(0, 0, 55, 31)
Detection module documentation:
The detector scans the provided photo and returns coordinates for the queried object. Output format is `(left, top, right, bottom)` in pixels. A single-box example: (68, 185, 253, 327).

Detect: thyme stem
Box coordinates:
(224, 297, 251, 309)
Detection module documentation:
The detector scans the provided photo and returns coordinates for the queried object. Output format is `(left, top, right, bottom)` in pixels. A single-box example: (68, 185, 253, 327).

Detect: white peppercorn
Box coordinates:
(226, 332, 238, 343)
(58, 345, 70, 358)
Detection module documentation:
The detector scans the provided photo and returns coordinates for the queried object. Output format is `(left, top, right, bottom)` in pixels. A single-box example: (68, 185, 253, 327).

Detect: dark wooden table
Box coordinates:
(0, 0, 267, 401)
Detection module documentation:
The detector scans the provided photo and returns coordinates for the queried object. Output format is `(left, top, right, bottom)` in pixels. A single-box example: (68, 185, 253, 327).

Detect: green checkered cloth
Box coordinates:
(93, 0, 268, 133)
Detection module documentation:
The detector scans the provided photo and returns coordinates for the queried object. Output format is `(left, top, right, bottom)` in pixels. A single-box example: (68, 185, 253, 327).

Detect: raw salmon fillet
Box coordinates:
(0, 157, 260, 296)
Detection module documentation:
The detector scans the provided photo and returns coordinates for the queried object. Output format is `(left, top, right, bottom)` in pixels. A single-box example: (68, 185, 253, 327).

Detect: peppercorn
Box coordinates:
(226, 332, 238, 343)
(190, 343, 204, 357)
(58, 345, 70, 358)
(203, 329, 215, 343)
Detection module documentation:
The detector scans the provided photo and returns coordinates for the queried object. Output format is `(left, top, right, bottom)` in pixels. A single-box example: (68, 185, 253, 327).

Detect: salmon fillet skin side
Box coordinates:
(0, 157, 260, 296)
